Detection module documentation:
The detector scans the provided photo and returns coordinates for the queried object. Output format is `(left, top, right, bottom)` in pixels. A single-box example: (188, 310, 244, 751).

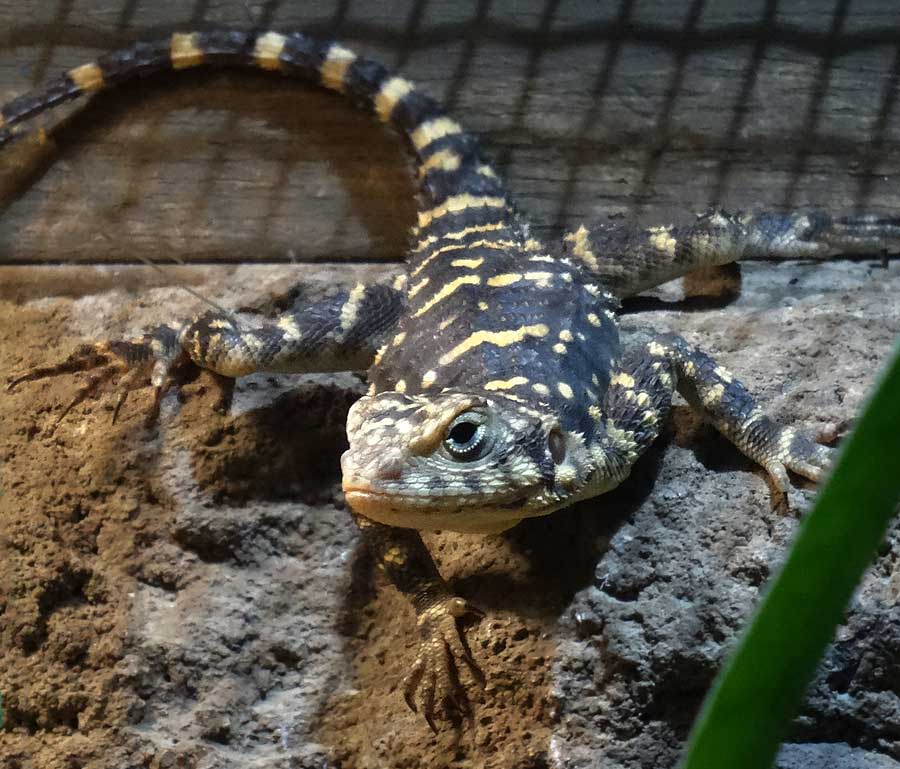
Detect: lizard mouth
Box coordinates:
(343, 487, 399, 511)
(342, 484, 531, 534)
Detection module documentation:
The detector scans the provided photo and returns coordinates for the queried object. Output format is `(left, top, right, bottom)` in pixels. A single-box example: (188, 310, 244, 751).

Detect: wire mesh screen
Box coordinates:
(0, 0, 898, 264)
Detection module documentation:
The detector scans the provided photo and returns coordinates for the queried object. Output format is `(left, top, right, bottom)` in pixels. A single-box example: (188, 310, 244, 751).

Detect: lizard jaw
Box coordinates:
(342, 483, 525, 534)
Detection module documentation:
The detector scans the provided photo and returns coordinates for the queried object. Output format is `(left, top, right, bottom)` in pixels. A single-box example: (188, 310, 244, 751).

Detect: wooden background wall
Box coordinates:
(1, 0, 898, 271)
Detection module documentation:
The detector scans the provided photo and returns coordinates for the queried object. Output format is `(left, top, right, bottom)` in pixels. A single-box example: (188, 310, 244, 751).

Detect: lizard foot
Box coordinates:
(403, 596, 485, 731)
(762, 423, 839, 510)
(6, 327, 208, 434)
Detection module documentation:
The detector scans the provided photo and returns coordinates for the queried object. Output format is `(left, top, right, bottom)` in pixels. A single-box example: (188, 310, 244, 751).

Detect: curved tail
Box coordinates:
(0, 29, 515, 231)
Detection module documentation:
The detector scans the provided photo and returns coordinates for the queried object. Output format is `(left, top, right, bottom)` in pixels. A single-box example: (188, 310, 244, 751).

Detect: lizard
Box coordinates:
(4, 28, 900, 729)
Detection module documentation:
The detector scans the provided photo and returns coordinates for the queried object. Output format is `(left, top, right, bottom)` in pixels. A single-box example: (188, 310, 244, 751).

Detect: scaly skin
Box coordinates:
(4, 28, 899, 728)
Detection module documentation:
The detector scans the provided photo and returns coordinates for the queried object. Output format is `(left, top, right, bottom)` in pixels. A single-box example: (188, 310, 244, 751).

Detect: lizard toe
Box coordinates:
(780, 426, 838, 483)
(402, 596, 484, 729)
(7, 329, 191, 433)
(763, 424, 839, 510)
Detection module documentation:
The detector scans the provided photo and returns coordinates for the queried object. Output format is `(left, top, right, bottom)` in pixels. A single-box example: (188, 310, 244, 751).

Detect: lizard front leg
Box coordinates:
(354, 514, 484, 730)
(602, 335, 836, 504)
(8, 279, 405, 431)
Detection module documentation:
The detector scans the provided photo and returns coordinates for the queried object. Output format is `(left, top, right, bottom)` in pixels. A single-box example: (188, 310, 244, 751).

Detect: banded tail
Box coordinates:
(0, 29, 515, 232)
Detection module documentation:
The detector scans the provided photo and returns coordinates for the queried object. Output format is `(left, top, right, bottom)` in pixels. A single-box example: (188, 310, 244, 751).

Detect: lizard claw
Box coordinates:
(403, 596, 485, 729)
(7, 328, 190, 434)
(763, 423, 839, 510)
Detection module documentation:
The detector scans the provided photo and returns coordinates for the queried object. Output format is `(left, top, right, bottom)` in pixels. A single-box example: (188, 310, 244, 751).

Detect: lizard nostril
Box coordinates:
(375, 456, 404, 481)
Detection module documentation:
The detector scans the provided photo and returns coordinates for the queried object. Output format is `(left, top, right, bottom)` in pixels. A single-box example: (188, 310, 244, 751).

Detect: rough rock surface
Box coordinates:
(1, 258, 897, 769)
(553, 260, 900, 768)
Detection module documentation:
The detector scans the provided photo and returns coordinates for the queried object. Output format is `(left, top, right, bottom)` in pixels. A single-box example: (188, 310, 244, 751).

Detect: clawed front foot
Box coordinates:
(6, 326, 207, 433)
(403, 596, 485, 731)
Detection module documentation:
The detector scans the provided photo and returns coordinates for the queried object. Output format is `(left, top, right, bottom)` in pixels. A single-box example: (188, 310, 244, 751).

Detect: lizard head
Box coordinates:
(341, 390, 597, 533)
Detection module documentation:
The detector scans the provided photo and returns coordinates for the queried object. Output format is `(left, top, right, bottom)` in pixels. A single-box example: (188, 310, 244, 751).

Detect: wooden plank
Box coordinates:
(0, 0, 898, 264)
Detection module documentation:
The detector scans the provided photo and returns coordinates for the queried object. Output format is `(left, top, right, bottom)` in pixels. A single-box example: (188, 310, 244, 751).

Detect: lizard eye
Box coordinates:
(443, 412, 491, 461)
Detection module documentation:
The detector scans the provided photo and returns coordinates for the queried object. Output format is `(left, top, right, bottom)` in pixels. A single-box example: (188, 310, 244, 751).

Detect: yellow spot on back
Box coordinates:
(478, 301, 489, 311)
(68, 62, 104, 92)
(558, 382, 574, 399)
(451, 257, 484, 269)
(444, 223, 506, 240)
(484, 376, 529, 391)
(495, 392, 527, 404)
(611, 372, 636, 388)
(374, 76, 414, 122)
(438, 314, 458, 331)
(559, 329, 573, 342)
(321, 43, 356, 92)
(412, 275, 481, 318)
(417, 195, 507, 229)
(524, 271, 554, 287)
(477, 164, 498, 178)
(408, 277, 430, 298)
(412, 243, 466, 274)
(277, 316, 302, 339)
(587, 313, 602, 327)
(395, 379, 407, 393)
(420, 149, 462, 175)
(589, 405, 603, 421)
(413, 235, 438, 253)
(487, 273, 522, 287)
(553, 343, 567, 354)
(253, 31, 287, 70)
(532, 383, 550, 397)
(529, 254, 555, 263)
(392, 331, 406, 347)
(439, 324, 549, 366)
(170, 32, 205, 70)
(421, 370, 438, 388)
(410, 237, 516, 277)
(410, 117, 463, 151)
(648, 341, 668, 357)
(564, 224, 599, 270)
